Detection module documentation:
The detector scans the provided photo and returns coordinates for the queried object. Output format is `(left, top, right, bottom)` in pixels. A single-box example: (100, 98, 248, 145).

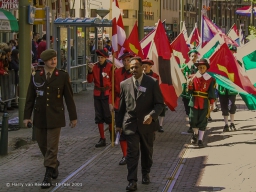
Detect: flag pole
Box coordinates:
(111, 53, 115, 147)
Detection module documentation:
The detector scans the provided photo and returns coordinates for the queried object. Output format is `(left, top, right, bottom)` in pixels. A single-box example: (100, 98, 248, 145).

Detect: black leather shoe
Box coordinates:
(52, 160, 60, 179)
(208, 116, 212, 121)
(158, 126, 164, 132)
(198, 140, 205, 148)
(191, 134, 198, 145)
(41, 167, 53, 189)
(95, 138, 106, 148)
(212, 108, 219, 112)
(223, 124, 229, 132)
(126, 181, 137, 191)
(119, 157, 127, 165)
(142, 174, 150, 184)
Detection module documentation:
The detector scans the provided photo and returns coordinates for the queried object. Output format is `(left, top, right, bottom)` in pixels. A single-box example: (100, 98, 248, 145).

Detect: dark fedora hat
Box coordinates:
(194, 58, 210, 69)
(96, 48, 109, 58)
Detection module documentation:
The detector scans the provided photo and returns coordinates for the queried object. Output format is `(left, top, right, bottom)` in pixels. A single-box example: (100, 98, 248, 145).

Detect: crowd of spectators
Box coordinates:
(0, 40, 19, 111)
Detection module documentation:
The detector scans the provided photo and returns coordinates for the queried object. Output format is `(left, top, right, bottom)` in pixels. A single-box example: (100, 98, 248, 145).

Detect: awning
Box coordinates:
(0, 9, 19, 32)
(236, 6, 256, 17)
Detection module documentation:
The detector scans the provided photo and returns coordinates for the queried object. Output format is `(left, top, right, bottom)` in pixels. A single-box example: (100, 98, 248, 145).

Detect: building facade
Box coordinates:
(161, 0, 179, 39)
(209, 0, 252, 36)
(110, 0, 161, 37)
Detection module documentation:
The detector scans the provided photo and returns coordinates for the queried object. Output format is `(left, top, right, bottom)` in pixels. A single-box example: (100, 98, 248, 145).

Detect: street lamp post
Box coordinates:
(96, 8, 110, 49)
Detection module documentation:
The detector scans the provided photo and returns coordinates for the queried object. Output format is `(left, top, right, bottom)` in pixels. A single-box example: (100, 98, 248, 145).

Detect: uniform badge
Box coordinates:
(102, 72, 107, 77)
(138, 86, 146, 92)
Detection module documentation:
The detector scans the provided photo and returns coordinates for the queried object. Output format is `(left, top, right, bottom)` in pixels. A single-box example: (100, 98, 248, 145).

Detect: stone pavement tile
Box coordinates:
(0, 89, 193, 192)
(172, 96, 256, 192)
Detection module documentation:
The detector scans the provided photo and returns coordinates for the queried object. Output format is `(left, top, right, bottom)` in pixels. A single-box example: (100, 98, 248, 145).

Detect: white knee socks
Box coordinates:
(198, 130, 205, 141)
(192, 128, 199, 135)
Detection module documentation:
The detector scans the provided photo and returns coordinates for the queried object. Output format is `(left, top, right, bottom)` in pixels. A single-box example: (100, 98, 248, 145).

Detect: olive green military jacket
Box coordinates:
(24, 68, 77, 128)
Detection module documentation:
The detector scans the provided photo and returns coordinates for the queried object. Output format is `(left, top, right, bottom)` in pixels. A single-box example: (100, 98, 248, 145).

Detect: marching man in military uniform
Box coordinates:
(111, 50, 134, 165)
(188, 59, 216, 148)
(23, 49, 77, 188)
(87, 48, 113, 148)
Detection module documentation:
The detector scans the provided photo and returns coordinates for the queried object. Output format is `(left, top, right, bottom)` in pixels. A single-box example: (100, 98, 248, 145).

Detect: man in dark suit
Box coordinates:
(116, 57, 164, 191)
(23, 49, 77, 189)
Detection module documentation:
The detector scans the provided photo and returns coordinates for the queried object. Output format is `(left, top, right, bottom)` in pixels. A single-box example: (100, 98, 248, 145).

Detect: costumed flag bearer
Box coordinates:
(218, 45, 238, 132)
(142, 58, 165, 132)
(180, 48, 199, 133)
(87, 48, 113, 148)
(188, 58, 216, 148)
(111, 50, 134, 165)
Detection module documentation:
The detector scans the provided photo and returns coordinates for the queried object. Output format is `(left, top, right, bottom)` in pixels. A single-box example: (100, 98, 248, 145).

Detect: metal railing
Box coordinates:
(0, 70, 17, 155)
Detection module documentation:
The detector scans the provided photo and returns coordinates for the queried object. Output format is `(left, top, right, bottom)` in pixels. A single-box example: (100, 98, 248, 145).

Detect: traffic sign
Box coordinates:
(28, 5, 36, 24)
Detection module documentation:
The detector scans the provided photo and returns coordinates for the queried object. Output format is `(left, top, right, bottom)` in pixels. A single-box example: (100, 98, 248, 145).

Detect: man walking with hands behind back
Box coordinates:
(23, 49, 77, 189)
(116, 57, 164, 191)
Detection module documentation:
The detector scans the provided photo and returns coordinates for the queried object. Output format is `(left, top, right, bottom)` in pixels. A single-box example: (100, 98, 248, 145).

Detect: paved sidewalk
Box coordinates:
(0, 88, 255, 192)
(0, 86, 192, 192)
(172, 97, 256, 192)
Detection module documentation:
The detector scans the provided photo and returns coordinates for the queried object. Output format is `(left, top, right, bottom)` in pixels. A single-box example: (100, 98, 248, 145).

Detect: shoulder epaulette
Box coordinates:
(59, 69, 67, 72)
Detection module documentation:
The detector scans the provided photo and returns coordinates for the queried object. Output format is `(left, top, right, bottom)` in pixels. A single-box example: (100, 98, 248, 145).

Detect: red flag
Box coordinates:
(126, 22, 144, 58)
(187, 23, 200, 47)
(149, 20, 186, 111)
(170, 33, 190, 64)
(112, 0, 127, 59)
(209, 43, 256, 94)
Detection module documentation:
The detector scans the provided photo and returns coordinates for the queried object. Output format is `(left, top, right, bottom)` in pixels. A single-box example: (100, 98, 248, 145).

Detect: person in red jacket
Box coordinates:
(87, 48, 113, 148)
(111, 50, 134, 165)
(142, 58, 165, 132)
(142, 58, 159, 80)
(188, 59, 216, 148)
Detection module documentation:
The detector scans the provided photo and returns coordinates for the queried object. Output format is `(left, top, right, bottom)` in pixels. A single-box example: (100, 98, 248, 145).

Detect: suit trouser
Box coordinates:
(35, 127, 61, 169)
(125, 131, 154, 182)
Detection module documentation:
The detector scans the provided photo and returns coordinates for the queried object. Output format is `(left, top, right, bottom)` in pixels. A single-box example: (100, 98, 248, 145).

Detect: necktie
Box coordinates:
(46, 72, 51, 81)
(135, 80, 139, 89)
(135, 80, 139, 98)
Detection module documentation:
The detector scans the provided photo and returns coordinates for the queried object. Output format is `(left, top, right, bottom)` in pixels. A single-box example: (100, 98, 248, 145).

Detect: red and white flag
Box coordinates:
(111, 0, 127, 59)
(147, 20, 186, 111)
(170, 33, 190, 65)
(187, 23, 201, 48)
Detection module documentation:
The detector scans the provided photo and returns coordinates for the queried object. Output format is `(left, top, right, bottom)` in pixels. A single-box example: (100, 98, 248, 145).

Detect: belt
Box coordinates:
(192, 91, 208, 98)
(94, 86, 110, 91)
